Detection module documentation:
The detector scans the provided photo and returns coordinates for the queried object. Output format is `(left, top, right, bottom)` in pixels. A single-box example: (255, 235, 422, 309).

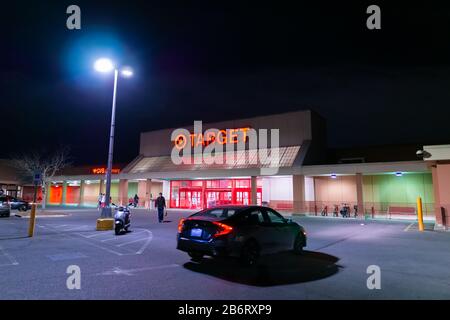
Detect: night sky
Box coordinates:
(2, 1, 450, 165)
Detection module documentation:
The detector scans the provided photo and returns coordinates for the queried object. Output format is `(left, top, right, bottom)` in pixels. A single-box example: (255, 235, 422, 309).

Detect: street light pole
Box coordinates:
(101, 68, 119, 218)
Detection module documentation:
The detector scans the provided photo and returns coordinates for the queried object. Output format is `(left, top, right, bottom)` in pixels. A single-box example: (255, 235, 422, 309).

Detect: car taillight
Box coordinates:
(177, 218, 185, 233)
(212, 222, 233, 238)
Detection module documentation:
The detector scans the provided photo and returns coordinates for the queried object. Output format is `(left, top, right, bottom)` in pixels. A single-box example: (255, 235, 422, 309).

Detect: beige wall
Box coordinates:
(314, 176, 357, 204)
(139, 110, 313, 157)
(83, 183, 101, 205)
(434, 163, 450, 227)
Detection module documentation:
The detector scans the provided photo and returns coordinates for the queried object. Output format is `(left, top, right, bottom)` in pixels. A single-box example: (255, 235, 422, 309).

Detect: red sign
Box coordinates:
(174, 127, 251, 150)
(91, 168, 121, 174)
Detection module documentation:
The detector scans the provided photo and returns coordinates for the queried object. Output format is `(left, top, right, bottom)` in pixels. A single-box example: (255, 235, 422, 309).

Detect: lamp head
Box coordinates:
(121, 67, 133, 77)
(94, 58, 114, 73)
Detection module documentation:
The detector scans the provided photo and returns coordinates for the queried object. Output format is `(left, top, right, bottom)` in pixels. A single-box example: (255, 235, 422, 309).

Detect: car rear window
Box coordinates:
(193, 208, 239, 219)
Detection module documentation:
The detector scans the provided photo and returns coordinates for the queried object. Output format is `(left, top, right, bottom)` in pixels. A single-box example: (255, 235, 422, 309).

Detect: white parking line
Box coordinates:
(96, 264, 179, 276)
(136, 230, 153, 254)
(117, 237, 148, 247)
(40, 224, 153, 256)
(404, 222, 415, 232)
(0, 245, 19, 266)
(101, 237, 120, 242)
(77, 232, 110, 238)
(39, 224, 126, 256)
(101, 230, 147, 242)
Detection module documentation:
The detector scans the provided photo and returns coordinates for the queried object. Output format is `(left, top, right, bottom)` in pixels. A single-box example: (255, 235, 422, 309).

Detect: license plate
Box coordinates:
(190, 228, 203, 237)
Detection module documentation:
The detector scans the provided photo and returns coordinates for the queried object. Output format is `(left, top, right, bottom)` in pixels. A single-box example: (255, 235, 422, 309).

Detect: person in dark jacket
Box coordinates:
(155, 192, 166, 223)
(133, 194, 139, 207)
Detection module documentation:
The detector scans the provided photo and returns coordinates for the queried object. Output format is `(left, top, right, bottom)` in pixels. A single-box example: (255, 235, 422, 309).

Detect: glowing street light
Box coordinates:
(121, 67, 133, 77)
(94, 58, 114, 73)
(94, 58, 133, 218)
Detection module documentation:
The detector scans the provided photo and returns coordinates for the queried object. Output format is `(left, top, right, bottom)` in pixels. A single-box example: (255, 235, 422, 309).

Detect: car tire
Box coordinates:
(20, 205, 27, 212)
(293, 233, 305, 255)
(240, 240, 260, 267)
(188, 252, 204, 262)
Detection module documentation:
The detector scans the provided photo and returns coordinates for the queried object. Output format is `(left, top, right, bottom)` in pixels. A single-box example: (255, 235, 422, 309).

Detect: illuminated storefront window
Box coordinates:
(169, 178, 262, 209)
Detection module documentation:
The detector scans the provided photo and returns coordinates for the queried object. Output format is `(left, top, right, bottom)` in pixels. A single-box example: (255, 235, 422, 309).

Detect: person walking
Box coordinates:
(155, 192, 166, 223)
(101, 193, 106, 208)
(97, 193, 103, 210)
(133, 194, 139, 208)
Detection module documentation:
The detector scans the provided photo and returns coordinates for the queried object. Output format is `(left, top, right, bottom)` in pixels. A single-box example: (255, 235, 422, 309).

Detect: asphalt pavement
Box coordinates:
(0, 208, 449, 299)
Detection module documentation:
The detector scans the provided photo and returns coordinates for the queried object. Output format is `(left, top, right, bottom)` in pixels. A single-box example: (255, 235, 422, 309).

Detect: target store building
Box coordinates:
(46, 110, 450, 229)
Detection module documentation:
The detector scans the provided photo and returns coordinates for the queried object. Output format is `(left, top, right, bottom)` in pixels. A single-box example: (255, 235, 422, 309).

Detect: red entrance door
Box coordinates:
(179, 189, 202, 209)
(206, 190, 233, 208)
(235, 188, 262, 205)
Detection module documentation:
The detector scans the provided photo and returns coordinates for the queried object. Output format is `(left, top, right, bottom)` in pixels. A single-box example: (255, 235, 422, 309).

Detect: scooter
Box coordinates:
(114, 206, 131, 235)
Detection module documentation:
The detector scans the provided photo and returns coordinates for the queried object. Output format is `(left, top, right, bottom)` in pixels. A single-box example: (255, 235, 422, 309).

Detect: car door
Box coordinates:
(10, 197, 19, 209)
(0, 196, 7, 210)
(237, 209, 276, 254)
(264, 208, 296, 252)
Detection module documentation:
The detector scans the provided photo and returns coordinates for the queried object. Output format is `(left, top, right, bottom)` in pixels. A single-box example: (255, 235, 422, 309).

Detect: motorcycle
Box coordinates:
(114, 206, 131, 235)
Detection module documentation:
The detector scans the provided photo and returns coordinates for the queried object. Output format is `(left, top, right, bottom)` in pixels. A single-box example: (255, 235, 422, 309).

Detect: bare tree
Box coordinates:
(11, 148, 71, 209)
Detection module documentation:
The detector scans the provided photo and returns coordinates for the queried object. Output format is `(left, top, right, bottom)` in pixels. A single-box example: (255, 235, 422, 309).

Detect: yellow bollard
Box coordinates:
(28, 203, 36, 237)
(417, 197, 424, 232)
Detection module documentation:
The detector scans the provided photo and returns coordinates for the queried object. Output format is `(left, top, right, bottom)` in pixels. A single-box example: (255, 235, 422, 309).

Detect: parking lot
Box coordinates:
(0, 208, 450, 299)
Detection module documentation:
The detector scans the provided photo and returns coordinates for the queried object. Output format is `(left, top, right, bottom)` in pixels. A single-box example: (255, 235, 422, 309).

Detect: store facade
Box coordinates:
(45, 110, 450, 228)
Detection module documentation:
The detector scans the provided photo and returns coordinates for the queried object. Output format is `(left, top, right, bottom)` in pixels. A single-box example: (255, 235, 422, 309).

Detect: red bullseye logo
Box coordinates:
(175, 134, 187, 150)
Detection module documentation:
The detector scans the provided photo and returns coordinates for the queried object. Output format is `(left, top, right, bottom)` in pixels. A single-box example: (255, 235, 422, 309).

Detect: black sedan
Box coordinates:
(177, 205, 307, 266)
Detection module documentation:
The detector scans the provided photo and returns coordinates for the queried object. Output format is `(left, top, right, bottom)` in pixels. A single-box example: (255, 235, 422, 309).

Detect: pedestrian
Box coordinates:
(155, 192, 166, 223)
(97, 193, 102, 210)
(101, 193, 106, 208)
(133, 194, 139, 208)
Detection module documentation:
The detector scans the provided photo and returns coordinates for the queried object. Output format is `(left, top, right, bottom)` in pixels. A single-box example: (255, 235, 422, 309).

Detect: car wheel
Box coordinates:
(20, 205, 27, 212)
(293, 233, 305, 255)
(188, 252, 204, 262)
(240, 240, 260, 266)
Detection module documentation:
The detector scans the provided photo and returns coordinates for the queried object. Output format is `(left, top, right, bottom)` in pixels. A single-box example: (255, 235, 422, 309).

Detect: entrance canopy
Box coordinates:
(126, 146, 301, 174)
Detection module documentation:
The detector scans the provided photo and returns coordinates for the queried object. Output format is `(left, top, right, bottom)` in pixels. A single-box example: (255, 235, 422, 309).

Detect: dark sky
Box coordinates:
(2, 1, 450, 165)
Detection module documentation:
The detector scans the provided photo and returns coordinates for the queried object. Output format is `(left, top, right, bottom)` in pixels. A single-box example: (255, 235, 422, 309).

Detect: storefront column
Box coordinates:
(99, 179, 105, 194)
(61, 181, 68, 205)
(78, 180, 85, 207)
(432, 164, 450, 230)
(202, 180, 207, 209)
(118, 179, 128, 206)
(251, 176, 258, 205)
(138, 180, 152, 208)
(145, 179, 152, 209)
(293, 175, 305, 214)
(356, 173, 364, 218)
